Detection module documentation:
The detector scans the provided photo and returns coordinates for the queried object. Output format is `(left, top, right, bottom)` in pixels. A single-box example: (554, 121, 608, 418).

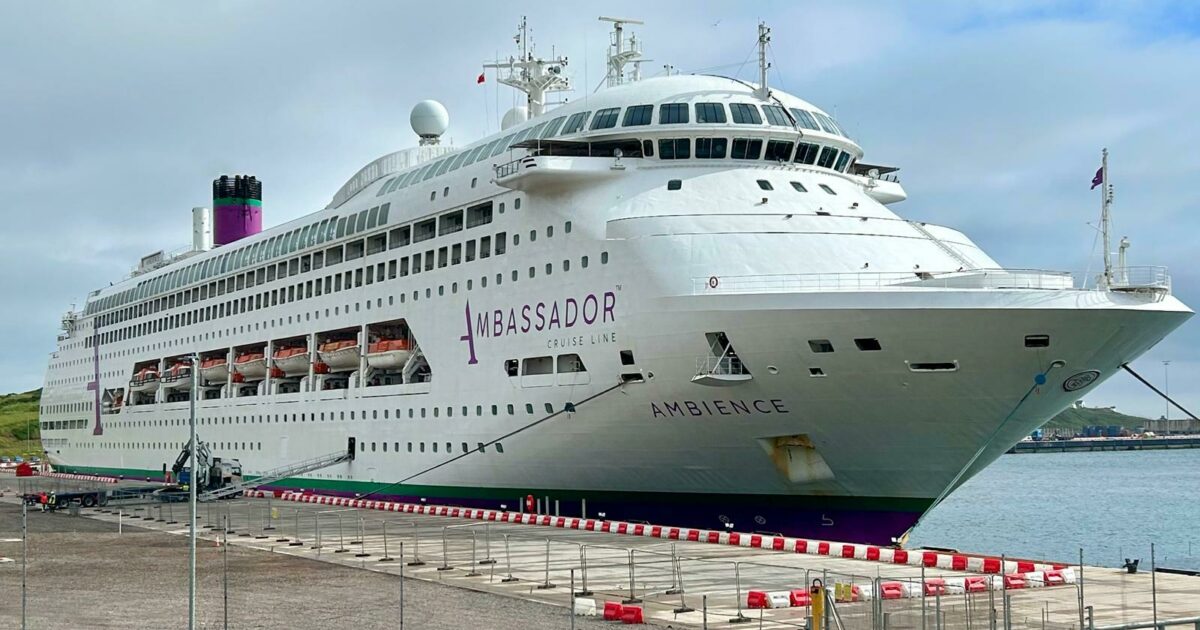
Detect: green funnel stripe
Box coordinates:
(212, 197, 263, 207)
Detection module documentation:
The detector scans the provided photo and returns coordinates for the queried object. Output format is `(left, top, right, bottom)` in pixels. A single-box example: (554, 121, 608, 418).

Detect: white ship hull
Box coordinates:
(36, 74, 1190, 544)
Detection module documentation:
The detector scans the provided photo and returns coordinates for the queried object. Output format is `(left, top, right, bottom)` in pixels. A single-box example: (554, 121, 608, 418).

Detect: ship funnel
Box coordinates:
(212, 175, 262, 246)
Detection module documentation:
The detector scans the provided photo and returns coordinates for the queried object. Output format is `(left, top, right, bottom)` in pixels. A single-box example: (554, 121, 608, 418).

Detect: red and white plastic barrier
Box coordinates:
(41, 472, 120, 484)
(242, 489, 1073, 583)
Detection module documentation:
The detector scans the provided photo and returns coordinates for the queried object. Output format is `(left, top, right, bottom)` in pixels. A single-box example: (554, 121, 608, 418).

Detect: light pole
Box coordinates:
(188, 353, 199, 630)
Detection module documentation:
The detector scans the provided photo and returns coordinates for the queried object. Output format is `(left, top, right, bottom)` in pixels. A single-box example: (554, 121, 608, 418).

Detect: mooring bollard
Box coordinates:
(438, 527, 453, 571)
(379, 520, 394, 561)
(502, 534, 518, 582)
(537, 538, 556, 589)
(407, 522, 424, 566)
(622, 549, 640, 604)
(289, 509, 304, 546)
(355, 517, 370, 558)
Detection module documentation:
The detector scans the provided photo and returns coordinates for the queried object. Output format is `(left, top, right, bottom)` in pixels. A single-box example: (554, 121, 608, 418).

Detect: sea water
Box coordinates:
(909, 449, 1200, 570)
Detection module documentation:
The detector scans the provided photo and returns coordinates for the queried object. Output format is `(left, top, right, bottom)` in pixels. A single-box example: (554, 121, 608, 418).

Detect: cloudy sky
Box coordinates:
(3, 1, 1198, 417)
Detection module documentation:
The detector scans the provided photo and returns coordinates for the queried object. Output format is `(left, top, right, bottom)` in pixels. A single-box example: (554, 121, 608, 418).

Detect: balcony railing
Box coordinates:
(692, 267, 1170, 295)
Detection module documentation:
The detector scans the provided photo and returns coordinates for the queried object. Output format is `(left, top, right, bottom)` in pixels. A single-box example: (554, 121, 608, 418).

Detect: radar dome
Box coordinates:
(411, 100, 449, 145)
(501, 106, 529, 131)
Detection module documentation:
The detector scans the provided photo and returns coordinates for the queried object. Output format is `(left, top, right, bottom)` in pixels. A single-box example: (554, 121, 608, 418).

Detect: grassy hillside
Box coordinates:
(0, 389, 41, 457)
(1043, 404, 1151, 431)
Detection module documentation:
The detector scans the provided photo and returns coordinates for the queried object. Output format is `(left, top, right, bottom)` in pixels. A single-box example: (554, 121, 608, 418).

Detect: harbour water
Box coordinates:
(910, 449, 1200, 571)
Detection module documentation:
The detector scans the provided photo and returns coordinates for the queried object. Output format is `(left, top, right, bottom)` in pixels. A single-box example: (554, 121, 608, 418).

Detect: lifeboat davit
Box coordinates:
(200, 357, 229, 383)
(160, 363, 193, 390)
(318, 340, 360, 372)
(366, 339, 412, 370)
(234, 351, 267, 380)
(272, 346, 309, 377)
(129, 367, 159, 393)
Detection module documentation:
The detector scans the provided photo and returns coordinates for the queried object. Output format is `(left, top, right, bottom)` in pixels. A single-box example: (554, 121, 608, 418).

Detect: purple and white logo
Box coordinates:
(460, 291, 616, 364)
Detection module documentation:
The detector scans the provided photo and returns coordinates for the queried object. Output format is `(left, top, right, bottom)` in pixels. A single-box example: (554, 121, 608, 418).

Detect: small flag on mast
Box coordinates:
(476, 72, 486, 84)
(1090, 167, 1103, 189)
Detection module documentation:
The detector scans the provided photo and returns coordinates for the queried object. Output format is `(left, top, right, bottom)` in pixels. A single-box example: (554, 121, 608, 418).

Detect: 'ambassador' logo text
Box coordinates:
(460, 291, 616, 364)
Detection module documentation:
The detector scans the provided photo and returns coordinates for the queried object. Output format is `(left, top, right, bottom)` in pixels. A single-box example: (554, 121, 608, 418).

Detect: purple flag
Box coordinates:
(1091, 167, 1103, 189)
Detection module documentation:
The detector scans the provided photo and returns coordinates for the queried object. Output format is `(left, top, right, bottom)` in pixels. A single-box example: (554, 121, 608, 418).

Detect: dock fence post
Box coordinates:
(264, 497, 274, 530)
(311, 514, 322, 551)
(479, 522, 495, 564)
(355, 517, 370, 557)
(537, 538, 556, 589)
(465, 530, 481, 576)
(576, 545, 592, 596)
(438, 527, 452, 571)
(288, 509, 303, 546)
(334, 513, 347, 553)
(501, 534, 518, 582)
(623, 549, 641, 604)
(407, 523, 424, 566)
(399, 541, 405, 630)
(729, 561, 748, 624)
(378, 520, 394, 561)
(570, 569, 576, 630)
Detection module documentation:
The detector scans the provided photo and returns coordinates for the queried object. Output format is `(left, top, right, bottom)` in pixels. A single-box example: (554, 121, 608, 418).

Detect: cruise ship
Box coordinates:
(37, 20, 1191, 544)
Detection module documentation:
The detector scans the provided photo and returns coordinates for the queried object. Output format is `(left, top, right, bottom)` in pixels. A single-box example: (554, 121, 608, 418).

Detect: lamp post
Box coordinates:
(188, 353, 199, 630)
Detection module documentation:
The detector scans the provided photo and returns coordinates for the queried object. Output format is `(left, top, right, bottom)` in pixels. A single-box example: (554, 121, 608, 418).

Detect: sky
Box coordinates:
(2, 1, 1198, 418)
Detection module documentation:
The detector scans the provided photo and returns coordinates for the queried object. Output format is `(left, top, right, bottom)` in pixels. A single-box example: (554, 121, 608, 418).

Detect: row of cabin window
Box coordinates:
(76, 438, 507, 456)
(114, 399, 568, 428)
(42, 402, 91, 415)
(504, 354, 587, 377)
(655, 137, 854, 172)
(92, 201, 508, 333)
(93, 235, 601, 353)
(41, 419, 87, 431)
(92, 228, 510, 347)
(372, 103, 847, 202)
(90, 196, 509, 322)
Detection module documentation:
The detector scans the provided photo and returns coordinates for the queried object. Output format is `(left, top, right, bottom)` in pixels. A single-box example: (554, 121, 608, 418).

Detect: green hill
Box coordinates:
(1042, 404, 1151, 432)
(0, 389, 41, 457)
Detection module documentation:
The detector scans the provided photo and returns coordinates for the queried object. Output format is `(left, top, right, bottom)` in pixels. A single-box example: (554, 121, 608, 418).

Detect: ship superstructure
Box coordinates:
(38, 20, 1190, 544)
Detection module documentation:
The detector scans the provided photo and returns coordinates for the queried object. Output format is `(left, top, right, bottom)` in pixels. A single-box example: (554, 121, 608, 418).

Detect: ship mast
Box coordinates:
(599, 16, 645, 87)
(755, 21, 771, 99)
(1100, 148, 1114, 287)
(482, 16, 571, 118)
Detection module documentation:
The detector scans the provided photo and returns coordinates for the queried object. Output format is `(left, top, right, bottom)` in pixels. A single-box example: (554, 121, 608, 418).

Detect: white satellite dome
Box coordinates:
(411, 100, 449, 145)
(501, 106, 529, 131)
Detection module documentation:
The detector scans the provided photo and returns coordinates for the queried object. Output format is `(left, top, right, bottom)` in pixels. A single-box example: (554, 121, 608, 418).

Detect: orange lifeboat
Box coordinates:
(366, 338, 412, 370)
(271, 345, 309, 377)
(233, 351, 267, 380)
(129, 366, 160, 393)
(160, 362, 193, 390)
(318, 339, 360, 372)
(199, 356, 229, 383)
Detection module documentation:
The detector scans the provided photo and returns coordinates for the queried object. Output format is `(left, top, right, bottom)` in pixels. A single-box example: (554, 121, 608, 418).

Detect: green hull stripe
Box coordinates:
(55, 464, 931, 514)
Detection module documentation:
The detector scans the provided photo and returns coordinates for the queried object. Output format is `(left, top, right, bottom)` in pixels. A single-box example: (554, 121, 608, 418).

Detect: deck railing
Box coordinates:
(693, 267, 1170, 295)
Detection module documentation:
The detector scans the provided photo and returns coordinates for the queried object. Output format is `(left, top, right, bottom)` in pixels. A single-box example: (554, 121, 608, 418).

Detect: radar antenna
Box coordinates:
(599, 16, 645, 87)
(482, 16, 571, 118)
(755, 21, 772, 99)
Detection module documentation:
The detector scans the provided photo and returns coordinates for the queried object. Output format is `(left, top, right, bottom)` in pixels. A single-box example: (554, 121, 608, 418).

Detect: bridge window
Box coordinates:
(789, 108, 820, 131)
(731, 138, 763, 160)
(835, 152, 852, 172)
(756, 180, 773, 191)
(817, 147, 839, 169)
(695, 137, 727, 159)
(540, 116, 566, 138)
(658, 138, 690, 160)
(814, 112, 845, 136)
(730, 103, 762, 125)
(590, 108, 621, 130)
(794, 142, 819, 165)
(790, 181, 808, 193)
(808, 339, 835, 353)
(560, 111, 590, 135)
(659, 103, 689, 124)
(622, 105, 653, 126)
(854, 338, 882, 351)
(762, 105, 790, 127)
(695, 102, 727, 124)
(819, 184, 837, 195)
(764, 140, 794, 162)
